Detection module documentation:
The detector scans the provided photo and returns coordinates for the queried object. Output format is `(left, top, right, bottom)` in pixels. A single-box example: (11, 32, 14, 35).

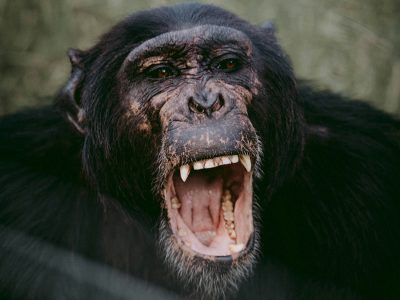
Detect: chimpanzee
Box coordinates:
(1, 3, 399, 300)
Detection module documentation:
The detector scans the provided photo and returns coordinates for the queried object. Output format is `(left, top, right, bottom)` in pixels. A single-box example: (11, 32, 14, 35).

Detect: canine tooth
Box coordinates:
(229, 243, 245, 254)
(193, 161, 204, 170)
(230, 155, 239, 163)
(239, 155, 252, 172)
(180, 164, 191, 182)
(221, 156, 231, 165)
(204, 159, 215, 169)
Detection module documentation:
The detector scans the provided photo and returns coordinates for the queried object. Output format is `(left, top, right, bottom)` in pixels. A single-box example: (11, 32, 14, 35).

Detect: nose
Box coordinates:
(188, 92, 224, 117)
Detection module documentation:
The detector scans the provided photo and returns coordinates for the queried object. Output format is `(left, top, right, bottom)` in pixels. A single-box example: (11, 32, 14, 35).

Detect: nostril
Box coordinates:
(188, 94, 224, 116)
(218, 94, 225, 109)
(211, 94, 224, 112)
(188, 97, 204, 114)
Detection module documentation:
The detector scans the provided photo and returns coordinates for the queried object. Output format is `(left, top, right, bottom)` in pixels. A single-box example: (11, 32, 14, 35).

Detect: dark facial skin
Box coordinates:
(118, 25, 262, 183)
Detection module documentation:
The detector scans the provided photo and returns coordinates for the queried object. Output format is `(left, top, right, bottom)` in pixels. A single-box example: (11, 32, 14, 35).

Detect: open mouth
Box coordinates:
(164, 154, 254, 260)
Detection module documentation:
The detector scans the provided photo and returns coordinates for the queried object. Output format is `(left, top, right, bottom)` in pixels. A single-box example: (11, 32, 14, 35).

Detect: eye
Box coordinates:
(216, 57, 241, 72)
(145, 65, 176, 79)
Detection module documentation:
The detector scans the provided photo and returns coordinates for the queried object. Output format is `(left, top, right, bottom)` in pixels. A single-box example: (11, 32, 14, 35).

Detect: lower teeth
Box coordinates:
(229, 243, 245, 254)
(171, 196, 181, 209)
(171, 189, 240, 249)
(222, 189, 236, 240)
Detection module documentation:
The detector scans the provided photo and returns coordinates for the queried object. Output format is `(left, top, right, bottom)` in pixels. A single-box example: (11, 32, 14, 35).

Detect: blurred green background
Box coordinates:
(0, 0, 399, 115)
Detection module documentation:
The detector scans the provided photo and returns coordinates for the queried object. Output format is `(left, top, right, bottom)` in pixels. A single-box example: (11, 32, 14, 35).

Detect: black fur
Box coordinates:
(1, 3, 400, 300)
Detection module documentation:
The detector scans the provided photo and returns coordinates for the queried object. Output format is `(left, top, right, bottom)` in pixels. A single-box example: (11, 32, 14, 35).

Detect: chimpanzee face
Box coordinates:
(63, 6, 299, 296)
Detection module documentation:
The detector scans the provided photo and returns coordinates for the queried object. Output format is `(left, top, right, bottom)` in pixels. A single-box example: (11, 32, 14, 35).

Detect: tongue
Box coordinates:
(174, 170, 223, 241)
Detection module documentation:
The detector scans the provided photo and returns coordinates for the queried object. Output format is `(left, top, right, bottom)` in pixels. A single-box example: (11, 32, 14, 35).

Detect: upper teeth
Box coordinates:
(179, 154, 251, 182)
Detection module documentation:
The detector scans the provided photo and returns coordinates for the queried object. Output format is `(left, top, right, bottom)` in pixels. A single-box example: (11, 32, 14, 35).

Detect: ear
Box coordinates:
(260, 21, 277, 40)
(57, 48, 86, 134)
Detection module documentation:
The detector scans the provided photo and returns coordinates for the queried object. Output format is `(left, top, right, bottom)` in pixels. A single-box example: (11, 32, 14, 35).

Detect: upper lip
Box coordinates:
(178, 154, 252, 182)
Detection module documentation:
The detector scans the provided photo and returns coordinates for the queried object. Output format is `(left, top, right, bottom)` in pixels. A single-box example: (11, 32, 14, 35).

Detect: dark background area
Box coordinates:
(0, 0, 399, 116)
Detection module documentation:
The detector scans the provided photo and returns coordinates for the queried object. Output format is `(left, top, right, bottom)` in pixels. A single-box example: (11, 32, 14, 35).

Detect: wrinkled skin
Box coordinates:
(118, 26, 261, 185)
(1, 3, 400, 300)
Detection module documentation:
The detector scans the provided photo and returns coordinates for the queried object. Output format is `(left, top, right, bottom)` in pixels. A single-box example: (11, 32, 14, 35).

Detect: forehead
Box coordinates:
(125, 25, 253, 63)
